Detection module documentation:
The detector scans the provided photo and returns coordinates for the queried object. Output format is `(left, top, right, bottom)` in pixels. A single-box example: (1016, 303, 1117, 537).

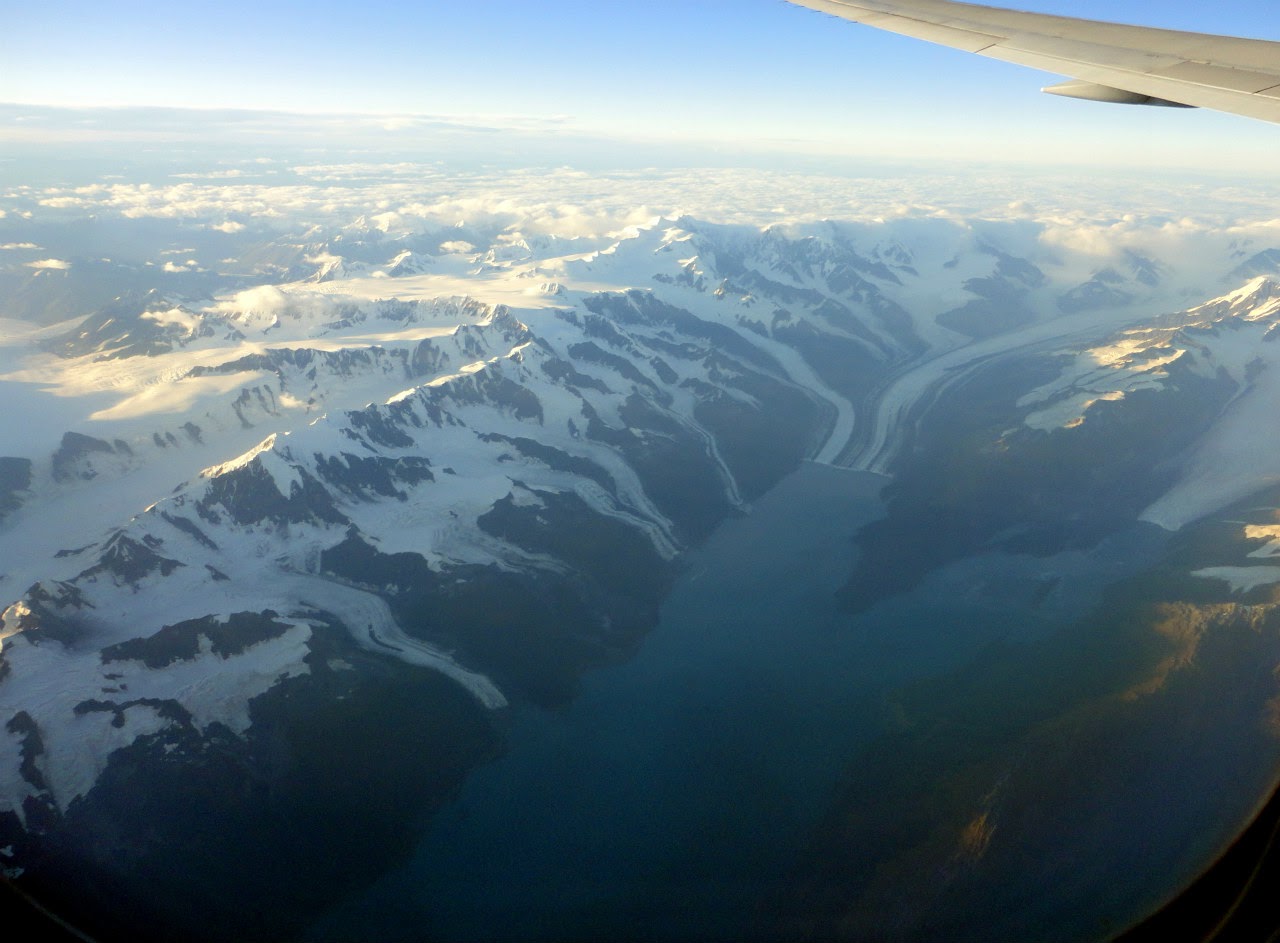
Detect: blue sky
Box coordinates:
(3, 1, 1279, 171)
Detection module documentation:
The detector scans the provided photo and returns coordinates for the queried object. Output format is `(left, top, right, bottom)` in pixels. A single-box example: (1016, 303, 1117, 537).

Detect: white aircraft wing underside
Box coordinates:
(786, 0, 1280, 123)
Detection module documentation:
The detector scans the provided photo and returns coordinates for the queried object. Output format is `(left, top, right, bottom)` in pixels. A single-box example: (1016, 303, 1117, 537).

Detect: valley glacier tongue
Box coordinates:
(3, 208, 1280, 937)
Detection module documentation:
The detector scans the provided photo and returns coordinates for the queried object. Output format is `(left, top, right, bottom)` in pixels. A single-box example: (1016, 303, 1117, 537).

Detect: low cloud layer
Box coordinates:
(10, 161, 1280, 232)
(4, 155, 1280, 328)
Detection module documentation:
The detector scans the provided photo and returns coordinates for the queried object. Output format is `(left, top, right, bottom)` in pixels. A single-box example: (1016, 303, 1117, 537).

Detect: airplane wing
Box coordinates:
(784, 0, 1280, 123)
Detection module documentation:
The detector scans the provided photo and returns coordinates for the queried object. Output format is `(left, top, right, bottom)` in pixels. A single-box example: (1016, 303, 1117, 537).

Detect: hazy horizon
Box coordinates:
(4, 0, 1280, 173)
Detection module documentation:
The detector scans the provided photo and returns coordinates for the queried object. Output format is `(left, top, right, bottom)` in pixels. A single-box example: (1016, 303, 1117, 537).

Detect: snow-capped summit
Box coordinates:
(1183, 274, 1280, 324)
(384, 249, 432, 277)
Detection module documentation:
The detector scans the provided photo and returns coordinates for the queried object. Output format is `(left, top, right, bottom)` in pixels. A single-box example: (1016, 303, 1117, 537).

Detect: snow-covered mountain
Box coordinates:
(1017, 275, 1280, 529)
(5, 210, 1280, 939)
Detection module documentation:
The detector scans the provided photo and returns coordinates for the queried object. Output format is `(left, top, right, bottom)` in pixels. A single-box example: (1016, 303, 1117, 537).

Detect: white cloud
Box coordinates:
(0, 243, 41, 250)
(170, 170, 249, 180)
(207, 285, 339, 326)
(161, 260, 202, 273)
(23, 164, 1280, 245)
(140, 307, 201, 331)
(39, 197, 86, 209)
(13, 162, 1280, 320)
(24, 258, 70, 269)
(216, 285, 291, 316)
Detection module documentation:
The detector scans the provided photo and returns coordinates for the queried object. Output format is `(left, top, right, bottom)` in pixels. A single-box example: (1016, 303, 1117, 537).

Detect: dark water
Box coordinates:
(308, 462, 1167, 942)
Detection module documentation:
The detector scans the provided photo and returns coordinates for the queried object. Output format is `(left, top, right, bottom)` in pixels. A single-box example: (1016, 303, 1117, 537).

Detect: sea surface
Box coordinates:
(308, 461, 1167, 942)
